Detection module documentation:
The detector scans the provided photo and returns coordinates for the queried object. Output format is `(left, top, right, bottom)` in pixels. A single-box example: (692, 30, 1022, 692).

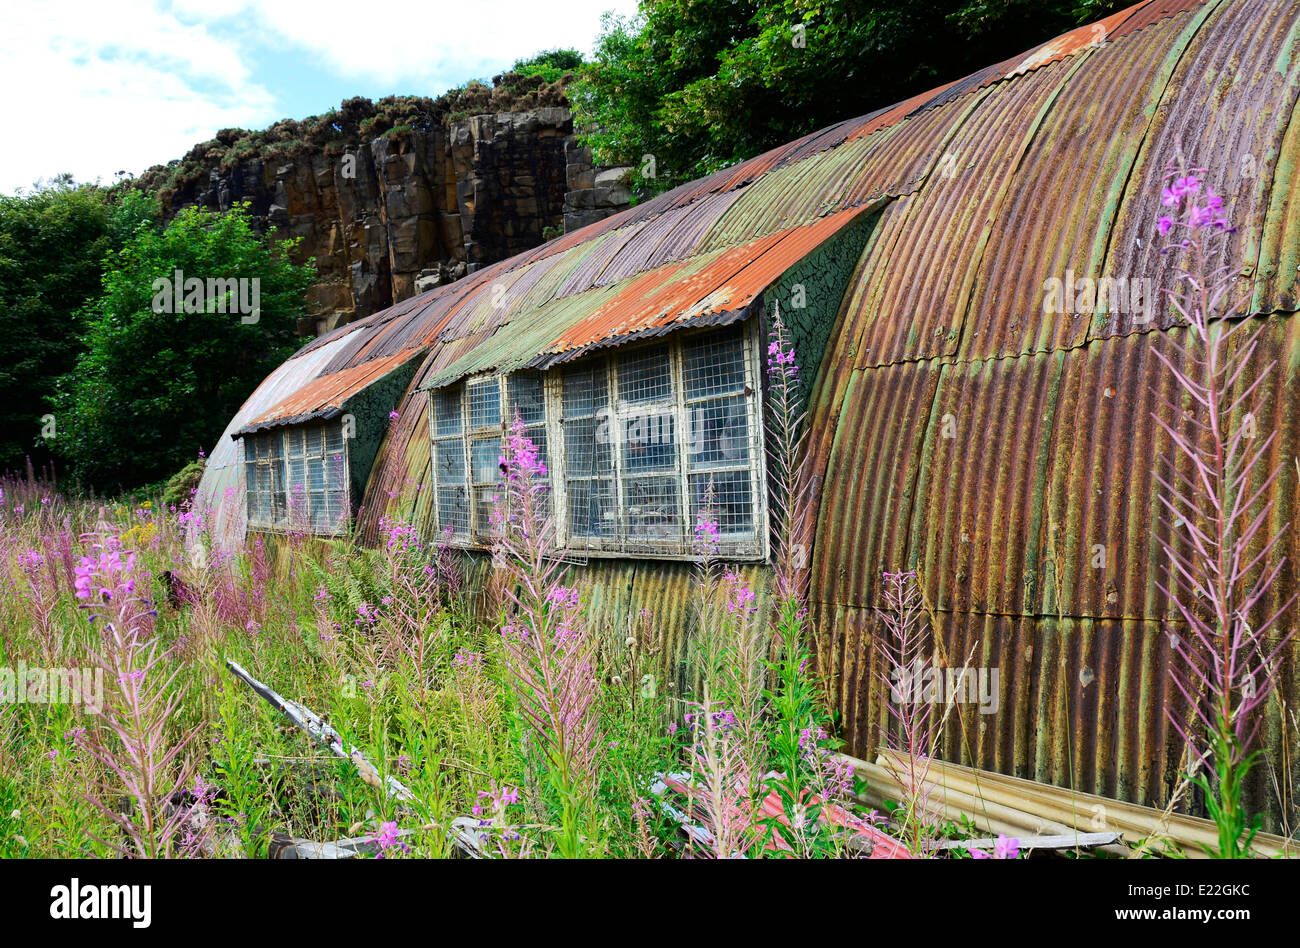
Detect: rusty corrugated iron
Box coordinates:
(956, 10, 1198, 361)
(1092, 0, 1300, 340)
(240, 349, 423, 432)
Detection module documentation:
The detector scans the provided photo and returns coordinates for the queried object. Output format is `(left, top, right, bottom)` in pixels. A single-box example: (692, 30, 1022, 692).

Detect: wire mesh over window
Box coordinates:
(432, 387, 469, 536)
(557, 322, 764, 557)
(429, 373, 550, 543)
(683, 329, 755, 537)
(562, 365, 615, 540)
(426, 322, 764, 558)
(243, 421, 349, 534)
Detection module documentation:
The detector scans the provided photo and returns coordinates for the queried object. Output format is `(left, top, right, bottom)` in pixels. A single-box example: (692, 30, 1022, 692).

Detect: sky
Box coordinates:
(0, 0, 640, 195)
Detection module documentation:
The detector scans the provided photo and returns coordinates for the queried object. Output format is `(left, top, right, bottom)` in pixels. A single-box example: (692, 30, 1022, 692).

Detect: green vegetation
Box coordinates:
(572, 0, 1130, 193)
(53, 202, 315, 490)
(0, 181, 156, 473)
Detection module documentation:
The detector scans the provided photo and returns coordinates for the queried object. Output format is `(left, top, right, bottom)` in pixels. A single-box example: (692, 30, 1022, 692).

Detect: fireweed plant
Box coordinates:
(490, 419, 605, 858)
(875, 570, 938, 855)
(1152, 166, 1296, 857)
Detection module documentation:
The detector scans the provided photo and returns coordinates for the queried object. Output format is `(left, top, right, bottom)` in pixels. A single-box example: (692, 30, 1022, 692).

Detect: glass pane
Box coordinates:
(434, 387, 462, 436)
(309, 491, 328, 531)
(623, 476, 681, 541)
(326, 450, 347, 490)
(286, 428, 305, 458)
(686, 396, 749, 469)
(689, 471, 754, 535)
(471, 436, 501, 484)
(567, 478, 614, 538)
(508, 373, 545, 425)
(564, 418, 612, 475)
(437, 486, 469, 535)
(305, 426, 324, 458)
(254, 434, 271, 460)
(682, 329, 746, 399)
(618, 345, 671, 403)
(325, 424, 344, 454)
(473, 486, 498, 534)
(468, 379, 502, 430)
(622, 409, 676, 473)
(308, 457, 327, 492)
(326, 490, 347, 530)
(562, 364, 608, 417)
(287, 458, 307, 495)
(434, 439, 465, 482)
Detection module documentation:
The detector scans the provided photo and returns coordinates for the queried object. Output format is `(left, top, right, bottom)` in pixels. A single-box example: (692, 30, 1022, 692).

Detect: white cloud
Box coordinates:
(0, 0, 638, 194)
(170, 0, 638, 87)
(0, 0, 276, 193)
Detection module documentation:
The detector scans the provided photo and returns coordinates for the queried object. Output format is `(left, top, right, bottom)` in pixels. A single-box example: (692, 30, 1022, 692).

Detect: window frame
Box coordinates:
(428, 371, 553, 546)
(553, 320, 768, 560)
(242, 421, 351, 536)
(427, 320, 768, 561)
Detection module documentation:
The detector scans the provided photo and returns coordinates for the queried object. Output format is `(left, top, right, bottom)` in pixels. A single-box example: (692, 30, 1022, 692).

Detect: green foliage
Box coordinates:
(572, 0, 1130, 193)
(0, 181, 156, 472)
(511, 48, 585, 84)
(161, 458, 205, 510)
(54, 202, 315, 490)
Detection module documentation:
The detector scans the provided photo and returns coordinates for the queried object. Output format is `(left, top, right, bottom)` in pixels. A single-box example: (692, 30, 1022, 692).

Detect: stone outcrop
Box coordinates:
(153, 107, 625, 334)
(563, 139, 633, 233)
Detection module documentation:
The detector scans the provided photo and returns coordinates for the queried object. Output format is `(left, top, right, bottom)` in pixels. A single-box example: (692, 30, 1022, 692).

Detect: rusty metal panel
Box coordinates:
(852, 64, 1077, 367)
(357, 387, 435, 543)
(908, 349, 1065, 616)
(596, 191, 744, 284)
(813, 604, 1191, 811)
(1113, 0, 1208, 36)
(240, 349, 422, 431)
(1091, 0, 1300, 341)
(700, 136, 882, 249)
(811, 359, 942, 610)
(1038, 331, 1200, 621)
(1254, 74, 1300, 312)
(957, 11, 1199, 361)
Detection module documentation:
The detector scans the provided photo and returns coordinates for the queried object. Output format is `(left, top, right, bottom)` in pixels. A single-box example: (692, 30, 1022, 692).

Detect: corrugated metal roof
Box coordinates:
(418, 204, 873, 389)
(239, 348, 424, 433)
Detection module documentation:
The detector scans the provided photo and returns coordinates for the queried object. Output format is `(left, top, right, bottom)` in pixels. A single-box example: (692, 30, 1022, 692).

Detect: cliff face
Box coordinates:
(153, 107, 629, 334)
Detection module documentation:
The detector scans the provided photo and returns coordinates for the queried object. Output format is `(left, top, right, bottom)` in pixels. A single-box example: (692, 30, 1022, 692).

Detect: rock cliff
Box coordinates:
(141, 88, 631, 334)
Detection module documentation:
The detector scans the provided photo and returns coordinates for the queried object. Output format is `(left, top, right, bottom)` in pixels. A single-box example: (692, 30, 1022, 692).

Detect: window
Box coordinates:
(429, 372, 550, 542)
(427, 322, 765, 559)
(243, 422, 349, 534)
(557, 323, 764, 557)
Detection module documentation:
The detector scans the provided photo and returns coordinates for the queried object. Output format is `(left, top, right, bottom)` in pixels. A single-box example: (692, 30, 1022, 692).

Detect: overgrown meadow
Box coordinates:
(0, 167, 1283, 860)
(0, 316, 946, 861)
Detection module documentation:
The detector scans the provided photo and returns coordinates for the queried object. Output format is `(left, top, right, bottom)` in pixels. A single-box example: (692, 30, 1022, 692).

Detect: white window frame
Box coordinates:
(429, 371, 550, 546)
(242, 421, 350, 536)
(428, 320, 768, 561)
(553, 320, 768, 560)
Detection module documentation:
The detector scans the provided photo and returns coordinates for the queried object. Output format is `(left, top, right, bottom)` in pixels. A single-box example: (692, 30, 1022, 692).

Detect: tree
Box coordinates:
(512, 48, 585, 83)
(572, 0, 1129, 194)
(0, 181, 154, 472)
(55, 202, 316, 490)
